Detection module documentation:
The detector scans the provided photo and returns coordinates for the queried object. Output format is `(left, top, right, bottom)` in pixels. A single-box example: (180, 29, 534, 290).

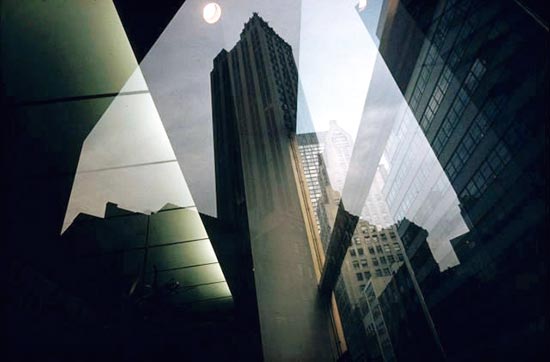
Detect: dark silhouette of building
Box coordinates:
(363, 1, 548, 360)
(4, 201, 251, 360)
(378, 220, 443, 362)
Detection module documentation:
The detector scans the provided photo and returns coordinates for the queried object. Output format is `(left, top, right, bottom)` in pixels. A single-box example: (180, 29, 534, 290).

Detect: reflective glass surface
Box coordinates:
(2, 0, 546, 360)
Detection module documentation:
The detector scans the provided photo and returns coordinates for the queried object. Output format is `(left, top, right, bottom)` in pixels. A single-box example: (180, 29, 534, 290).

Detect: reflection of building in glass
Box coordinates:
(211, 13, 337, 360)
(61, 202, 232, 311)
(323, 120, 354, 194)
(53, 202, 237, 358)
(359, 220, 446, 362)
(370, 0, 547, 360)
(362, 277, 395, 362)
(2, 2, 229, 359)
(316, 154, 405, 361)
(361, 164, 395, 227)
(297, 131, 327, 230)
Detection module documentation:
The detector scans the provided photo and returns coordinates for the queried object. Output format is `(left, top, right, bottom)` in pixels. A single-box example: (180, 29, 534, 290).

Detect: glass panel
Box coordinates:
(1, 1, 141, 102)
(2, 0, 546, 360)
(146, 239, 218, 271)
(144, 263, 226, 287)
(167, 281, 232, 304)
(149, 207, 208, 245)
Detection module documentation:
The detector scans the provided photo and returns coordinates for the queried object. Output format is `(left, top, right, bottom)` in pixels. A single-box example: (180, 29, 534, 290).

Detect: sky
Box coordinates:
(140, 0, 380, 216)
(63, 0, 381, 227)
(62, 0, 469, 270)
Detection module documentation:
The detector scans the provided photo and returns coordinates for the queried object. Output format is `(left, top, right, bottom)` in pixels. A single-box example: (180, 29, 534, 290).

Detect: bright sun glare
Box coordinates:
(203, 3, 222, 24)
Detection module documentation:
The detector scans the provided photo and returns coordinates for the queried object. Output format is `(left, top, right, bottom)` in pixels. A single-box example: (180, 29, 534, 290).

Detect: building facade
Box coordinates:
(297, 130, 327, 230)
(211, 13, 337, 361)
(358, 0, 547, 360)
(315, 147, 407, 361)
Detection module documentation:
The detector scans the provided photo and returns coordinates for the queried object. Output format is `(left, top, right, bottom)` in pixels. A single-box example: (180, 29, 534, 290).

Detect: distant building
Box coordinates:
(297, 131, 327, 230)
(317, 151, 406, 361)
(323, 120, 354, 194)
(360, 220, 445, 362)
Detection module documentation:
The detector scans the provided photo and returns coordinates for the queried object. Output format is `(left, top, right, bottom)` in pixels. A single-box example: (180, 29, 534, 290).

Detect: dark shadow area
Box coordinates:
(113, 0, 187, 62)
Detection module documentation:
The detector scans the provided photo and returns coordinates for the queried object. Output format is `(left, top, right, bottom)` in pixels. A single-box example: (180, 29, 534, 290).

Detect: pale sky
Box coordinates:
(297, 0, 380, 138)
(63, 0, 468, 270)
(64, 0, 382, 228)
(141, 0, 381, 216)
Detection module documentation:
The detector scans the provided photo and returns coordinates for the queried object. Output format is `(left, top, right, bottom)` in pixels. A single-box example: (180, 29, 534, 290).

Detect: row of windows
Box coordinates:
(418, 2, 476, 132)
(386, 129, 428, 214)
(353, 232, 396, 245)
(409, 0, 472, 110)
(302, 161, 320, 168)
(353, 259, 369, 268)
(445, 96, 504, 180)
(432, 59, 486, 155)
(419, 66, 453, 130)
(355, 268, 391, 284)
(410, 1, 460, 112)
(385, 108, 413, 170)
(356, 272, 368, 281)
(392, 146, 432, 222)
(350, 243, 402, 258)
(353, 254, 400, 270)
(359, 224, 396, 236)
(300, 144, 322, 149)
(460, 140, 511, 201)
(386, 138, 416, 206)
(356, 267, 393, 282)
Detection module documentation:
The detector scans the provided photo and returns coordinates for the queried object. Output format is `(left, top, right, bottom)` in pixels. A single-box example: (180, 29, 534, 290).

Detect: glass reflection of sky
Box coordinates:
(62, 0, 468, 270)
(297, 0, 468, 270)
(62, 66, 194, 233)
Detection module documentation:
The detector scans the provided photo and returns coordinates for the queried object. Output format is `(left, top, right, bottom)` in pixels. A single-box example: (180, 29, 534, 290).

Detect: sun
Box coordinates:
(203, 3, 222, 24)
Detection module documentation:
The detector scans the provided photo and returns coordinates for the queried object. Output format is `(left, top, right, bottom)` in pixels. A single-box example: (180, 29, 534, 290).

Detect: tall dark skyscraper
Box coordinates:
(353, 1, 547, 360)
(211, 13, 337, 360)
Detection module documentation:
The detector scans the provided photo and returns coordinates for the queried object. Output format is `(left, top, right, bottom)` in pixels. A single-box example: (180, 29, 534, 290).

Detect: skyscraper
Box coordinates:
(297, 131, 326, 230)
(323, 120, 354, 194)
(357, 0, 547, 360)
(211, 13, 337, 360)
